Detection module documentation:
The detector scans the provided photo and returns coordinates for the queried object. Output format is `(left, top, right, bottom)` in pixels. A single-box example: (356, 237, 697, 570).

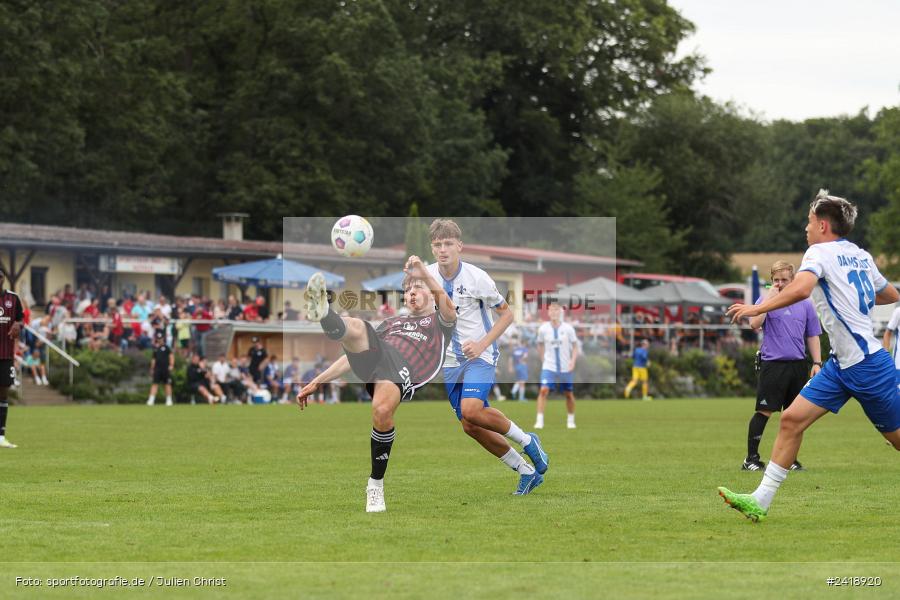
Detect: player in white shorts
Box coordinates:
(427, 219, 549, 495)
(534, 303, 578, 429)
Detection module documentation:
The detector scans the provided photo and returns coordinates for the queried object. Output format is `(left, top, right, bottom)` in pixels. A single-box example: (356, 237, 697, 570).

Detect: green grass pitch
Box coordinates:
(1, 399, 898, 598)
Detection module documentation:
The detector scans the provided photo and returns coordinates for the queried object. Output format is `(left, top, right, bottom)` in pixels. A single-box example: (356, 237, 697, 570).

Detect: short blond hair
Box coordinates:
(429, 219, 462, 242)
(770, 260, 795, 278)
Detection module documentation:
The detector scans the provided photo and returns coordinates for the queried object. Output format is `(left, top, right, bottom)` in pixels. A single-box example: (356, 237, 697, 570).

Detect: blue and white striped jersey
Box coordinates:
(799, 239, 888, 368)
(427, 261, 505, 368)
(537, 321, 578, 373)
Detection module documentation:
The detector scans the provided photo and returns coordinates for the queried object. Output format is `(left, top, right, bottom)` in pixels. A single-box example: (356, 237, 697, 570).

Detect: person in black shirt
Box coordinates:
(247, 337, 268, 384)
(226, 295, 243, 321)
(187, 354, 224, 405)
(255, 296, 270, 321)
(147, 332, 175, 406)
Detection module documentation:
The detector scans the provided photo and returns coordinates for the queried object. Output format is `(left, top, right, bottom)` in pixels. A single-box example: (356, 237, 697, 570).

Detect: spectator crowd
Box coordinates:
(12, 281, 760, 404)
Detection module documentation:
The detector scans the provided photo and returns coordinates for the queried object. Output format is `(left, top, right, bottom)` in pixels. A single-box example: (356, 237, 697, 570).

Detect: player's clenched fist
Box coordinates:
(404, 255, 428, 280)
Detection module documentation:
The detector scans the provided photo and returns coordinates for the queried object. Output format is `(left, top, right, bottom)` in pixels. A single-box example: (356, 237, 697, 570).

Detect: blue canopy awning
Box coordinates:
(361, 270, 405, 292)
(212, 257, 344, 289)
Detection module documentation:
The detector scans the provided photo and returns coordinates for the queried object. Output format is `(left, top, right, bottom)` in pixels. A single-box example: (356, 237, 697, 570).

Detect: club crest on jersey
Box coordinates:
(419, 316, 432, 327)
(456, 284, 468, 295)
(3, 300, 10, 308)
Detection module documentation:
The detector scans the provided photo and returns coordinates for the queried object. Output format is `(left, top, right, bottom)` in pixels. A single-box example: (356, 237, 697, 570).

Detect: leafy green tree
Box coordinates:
(404, 202, 432, 259)
(616, 93, 788, 278)
(766, 112, 880, 251)
(397, 0, 703, 218)
(865, 107, 900, 278)
(571, 161, 685, 272)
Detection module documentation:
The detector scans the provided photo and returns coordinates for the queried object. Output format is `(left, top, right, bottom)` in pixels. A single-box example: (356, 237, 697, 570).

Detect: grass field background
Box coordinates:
(1, 398, 898, 598)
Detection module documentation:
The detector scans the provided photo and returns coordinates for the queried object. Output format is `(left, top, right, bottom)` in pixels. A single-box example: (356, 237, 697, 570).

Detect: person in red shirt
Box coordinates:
(62, 284, 76, 313)
(108, 305, 125, 351)
(242, 299, 260, 322)
(122, 295, 134, 317)
(82, 298, 100, 318)
(195, 302, 213, 334)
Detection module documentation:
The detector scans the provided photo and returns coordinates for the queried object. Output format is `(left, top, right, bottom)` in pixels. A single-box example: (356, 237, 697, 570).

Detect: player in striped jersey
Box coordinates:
(0, 271, 25, 449)
(883, 306, 900, 388)
(427, 219, 549, 495)
(720, 190, 900, 522)
(297, 256, 456, 512)
(535, 303, 579, 430)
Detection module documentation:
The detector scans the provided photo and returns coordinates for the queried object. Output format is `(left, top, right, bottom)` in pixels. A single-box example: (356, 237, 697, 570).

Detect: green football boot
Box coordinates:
(717, 487, 767, 522)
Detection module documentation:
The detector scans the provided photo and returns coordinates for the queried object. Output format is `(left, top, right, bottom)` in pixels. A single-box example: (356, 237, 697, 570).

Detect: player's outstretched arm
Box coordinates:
(884, 329, 894, 353)
(748, 286, 779, 330)
(728, 272, 816, 323)
(875, 283, 900, 306)
(296, 355, 351, 410)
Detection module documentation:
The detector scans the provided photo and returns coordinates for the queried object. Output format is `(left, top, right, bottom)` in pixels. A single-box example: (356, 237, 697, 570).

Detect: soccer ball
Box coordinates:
(331, 215, 374, 257)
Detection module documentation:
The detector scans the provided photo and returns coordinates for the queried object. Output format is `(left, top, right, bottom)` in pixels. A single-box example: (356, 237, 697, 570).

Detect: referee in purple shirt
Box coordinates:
(742, 261, 823, 472)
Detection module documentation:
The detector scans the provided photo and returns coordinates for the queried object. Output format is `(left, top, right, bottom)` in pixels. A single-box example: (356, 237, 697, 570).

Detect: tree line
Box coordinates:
(1, 1, 898, 279)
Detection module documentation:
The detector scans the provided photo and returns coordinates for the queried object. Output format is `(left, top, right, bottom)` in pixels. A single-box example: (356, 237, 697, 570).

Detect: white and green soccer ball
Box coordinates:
(331, 215, 374, 257)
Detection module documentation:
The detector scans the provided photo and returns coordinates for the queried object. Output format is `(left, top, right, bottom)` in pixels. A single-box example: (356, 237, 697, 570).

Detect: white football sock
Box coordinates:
(567, 413, 576, 425)
(367, 477, 384, 489)
(752, 461, 789, 510)
(499, 448, 535, 475)
(504, 421, 531, 447)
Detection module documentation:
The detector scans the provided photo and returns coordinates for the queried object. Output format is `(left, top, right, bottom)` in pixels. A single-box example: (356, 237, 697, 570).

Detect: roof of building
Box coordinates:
(461, 243, 642, 267)
(0, 222, 539, 273)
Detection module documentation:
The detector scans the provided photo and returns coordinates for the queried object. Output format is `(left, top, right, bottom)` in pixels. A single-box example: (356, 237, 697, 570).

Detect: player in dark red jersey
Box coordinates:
(296, 256, 456, 512)
(0, 272, 25, 448)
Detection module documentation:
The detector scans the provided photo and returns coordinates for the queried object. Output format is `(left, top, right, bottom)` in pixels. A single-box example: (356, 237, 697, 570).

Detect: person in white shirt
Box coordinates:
(720, 189, 900, 522)
(211, 354, 232, 400)
(534, 303, 579, 429)
(883, 305, 900, 388)
(426, 219, 549, 495)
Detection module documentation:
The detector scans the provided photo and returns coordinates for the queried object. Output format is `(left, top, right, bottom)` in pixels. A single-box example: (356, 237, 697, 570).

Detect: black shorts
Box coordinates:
(756, 360, 809, 412)
(152, 370, 172, 385)
(0, 359, 15, 388)
(188, 381, 207, 394)
(346, 322, 414, 402)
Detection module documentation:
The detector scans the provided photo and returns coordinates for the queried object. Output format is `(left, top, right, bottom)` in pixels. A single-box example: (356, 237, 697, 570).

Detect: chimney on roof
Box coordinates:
(219, 213, 249, 241)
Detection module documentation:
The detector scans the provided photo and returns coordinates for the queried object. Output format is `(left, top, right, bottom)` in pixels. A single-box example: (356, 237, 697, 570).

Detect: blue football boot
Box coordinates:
(513, 471, 544, 495)
(523, 433, 549, 474)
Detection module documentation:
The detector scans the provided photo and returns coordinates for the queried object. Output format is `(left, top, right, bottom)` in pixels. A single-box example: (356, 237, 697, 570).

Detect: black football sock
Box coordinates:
(320, 308, 347, 340)
(370, 427, 395, 480)
(747, 412, 769, 460)
(0, 401, 8, 438)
